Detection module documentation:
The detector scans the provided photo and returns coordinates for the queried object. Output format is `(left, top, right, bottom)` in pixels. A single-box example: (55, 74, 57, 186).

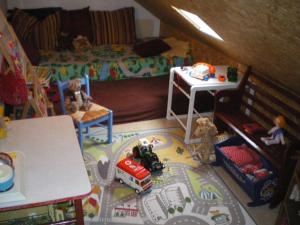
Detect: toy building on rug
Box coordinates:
(193, 117, 218, 163)
(64, 78, 108, 122)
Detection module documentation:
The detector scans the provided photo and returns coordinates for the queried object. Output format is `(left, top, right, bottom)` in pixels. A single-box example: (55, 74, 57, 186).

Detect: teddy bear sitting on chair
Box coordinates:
(64, 79, 108, 122)
(193, 117, 218, 163)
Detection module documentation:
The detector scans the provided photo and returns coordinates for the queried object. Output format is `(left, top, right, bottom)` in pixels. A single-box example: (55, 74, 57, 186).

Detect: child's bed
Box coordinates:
(39, 45, 192, 82)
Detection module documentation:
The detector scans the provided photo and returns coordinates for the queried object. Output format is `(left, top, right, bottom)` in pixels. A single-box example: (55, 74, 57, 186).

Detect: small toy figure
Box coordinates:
(193, 117, 218, 163)
(261, 115, 286, 145)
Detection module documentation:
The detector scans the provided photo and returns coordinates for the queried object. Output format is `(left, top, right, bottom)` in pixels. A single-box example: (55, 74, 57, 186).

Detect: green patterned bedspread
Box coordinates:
(39, 45, 193, 82)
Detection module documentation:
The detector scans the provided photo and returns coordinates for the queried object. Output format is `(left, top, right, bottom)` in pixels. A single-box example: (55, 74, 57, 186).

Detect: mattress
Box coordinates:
(39, 45, 192, 82)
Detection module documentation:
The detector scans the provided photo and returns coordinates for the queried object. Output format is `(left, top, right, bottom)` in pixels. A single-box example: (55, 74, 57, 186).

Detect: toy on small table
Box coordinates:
(191, 62, 216, 81)
(261, 115, 286, 145)
(116, 158, 152, 194)
(227, 67, 238, 82)
(193, 117, 218, 163)
(0, 103, 7, 139)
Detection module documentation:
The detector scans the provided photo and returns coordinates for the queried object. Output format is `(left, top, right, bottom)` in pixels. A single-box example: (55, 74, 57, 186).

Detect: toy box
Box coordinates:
(214, 136, 278, 206)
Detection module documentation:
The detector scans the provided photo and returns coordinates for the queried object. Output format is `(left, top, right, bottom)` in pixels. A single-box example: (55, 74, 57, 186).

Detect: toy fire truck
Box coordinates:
(116, 158, 152, 194)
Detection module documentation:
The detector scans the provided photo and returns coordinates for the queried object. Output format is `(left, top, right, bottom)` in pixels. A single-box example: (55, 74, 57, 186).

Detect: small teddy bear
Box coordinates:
(64, 78, 92, 114)
(64, 78, 109, 122)
(193, 117, 218, 163)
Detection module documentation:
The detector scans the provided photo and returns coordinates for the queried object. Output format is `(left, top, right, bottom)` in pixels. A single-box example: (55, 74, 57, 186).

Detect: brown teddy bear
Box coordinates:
(193, 117, 218, 163)
(65, 78, 92, 113)
(64, 79, 108, 122)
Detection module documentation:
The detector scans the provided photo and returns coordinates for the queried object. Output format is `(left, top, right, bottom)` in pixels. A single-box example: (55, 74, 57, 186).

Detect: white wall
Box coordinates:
(7, 0, 160, 38)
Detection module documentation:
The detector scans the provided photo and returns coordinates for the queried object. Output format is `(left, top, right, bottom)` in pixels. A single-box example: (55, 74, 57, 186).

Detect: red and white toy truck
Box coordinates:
(116, 158, 152, 194)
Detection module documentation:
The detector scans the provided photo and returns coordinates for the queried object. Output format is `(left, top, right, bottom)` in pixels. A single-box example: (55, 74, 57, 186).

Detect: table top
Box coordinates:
(0, 116, 91, 211)
(172, 66, 242, 91)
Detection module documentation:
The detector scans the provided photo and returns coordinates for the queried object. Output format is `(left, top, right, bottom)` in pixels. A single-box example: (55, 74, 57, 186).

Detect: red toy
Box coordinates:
(116, 158, 152, 194)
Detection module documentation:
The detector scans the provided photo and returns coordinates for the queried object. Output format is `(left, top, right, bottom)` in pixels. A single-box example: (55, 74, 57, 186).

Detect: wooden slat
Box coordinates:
(246, 82, 300, 119)
(241, 99, 299, 141)
(243, 92, 300, 134)
(251, 72, 300, 104)
(215, 112, 283, 170)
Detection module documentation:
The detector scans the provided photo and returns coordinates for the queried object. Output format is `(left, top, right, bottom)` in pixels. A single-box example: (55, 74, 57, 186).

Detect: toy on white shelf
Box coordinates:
(193, 117, 218, 163)
(261, 115, 286, 145)
(190, 62, 216, 81)
(116, 158, 152, 194)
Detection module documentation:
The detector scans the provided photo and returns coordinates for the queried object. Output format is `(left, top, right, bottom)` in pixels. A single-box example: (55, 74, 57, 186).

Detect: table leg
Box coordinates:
(166, 68, 175, 119)
(185, 89, 196, 144)
(74, 199, 84, 225)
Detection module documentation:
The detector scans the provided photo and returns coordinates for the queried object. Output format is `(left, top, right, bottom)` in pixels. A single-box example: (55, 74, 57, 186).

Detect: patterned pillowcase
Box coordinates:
(11, 9, 38, 41)
(31, 12, 61, 50)
(90, 7, 136, 45)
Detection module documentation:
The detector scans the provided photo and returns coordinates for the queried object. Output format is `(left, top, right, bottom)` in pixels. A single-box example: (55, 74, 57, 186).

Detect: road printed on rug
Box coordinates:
(82, 128, 256, 225)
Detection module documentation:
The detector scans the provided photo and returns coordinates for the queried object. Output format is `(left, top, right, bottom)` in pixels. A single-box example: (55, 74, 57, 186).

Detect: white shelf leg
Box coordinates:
(184, 88, 196, 144)
(166, 68, 175, 120)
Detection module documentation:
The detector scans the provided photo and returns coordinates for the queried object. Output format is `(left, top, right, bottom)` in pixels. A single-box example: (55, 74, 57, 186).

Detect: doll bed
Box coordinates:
(39, 45, 192, 82)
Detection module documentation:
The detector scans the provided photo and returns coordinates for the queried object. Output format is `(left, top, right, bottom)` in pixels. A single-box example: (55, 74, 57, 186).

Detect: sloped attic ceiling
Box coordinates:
(135, 0, 300, 95)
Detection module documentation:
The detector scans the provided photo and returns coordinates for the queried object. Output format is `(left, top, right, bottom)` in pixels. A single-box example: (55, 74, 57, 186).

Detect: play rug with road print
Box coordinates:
(82, 128, 256, 225)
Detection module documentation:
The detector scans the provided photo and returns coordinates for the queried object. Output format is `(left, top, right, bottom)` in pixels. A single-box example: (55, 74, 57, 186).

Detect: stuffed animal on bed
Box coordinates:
(72, 35, 92, 53)
(193, 117, 218, 163)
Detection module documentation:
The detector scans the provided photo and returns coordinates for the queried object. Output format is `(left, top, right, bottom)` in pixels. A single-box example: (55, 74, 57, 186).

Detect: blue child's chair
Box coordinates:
(57, 74, 113, 153)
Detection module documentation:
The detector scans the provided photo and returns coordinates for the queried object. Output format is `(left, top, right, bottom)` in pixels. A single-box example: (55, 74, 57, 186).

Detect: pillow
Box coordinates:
(22, 7, 62, 20)
(60, 7, 93, 43)
(161, 37, 189, 58)
(20, 39, 40, 65)
(220, 145, 261, 167)
(11, 9, 38, 41)
(90, 7, 136, 45)
(133, 38, 171, 57)
(31, 12, 61, 50)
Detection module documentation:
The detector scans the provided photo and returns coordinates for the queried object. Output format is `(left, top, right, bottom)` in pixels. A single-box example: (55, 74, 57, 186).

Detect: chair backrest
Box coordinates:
(57, 74, 90, 115)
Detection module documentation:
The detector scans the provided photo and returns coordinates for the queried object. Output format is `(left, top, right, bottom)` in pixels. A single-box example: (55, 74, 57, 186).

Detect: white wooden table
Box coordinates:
(166, 66, 242, 144)
(0, 116, 91, 224)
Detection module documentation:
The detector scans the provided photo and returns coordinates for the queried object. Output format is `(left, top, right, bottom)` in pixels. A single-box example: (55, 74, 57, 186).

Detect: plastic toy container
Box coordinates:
(214, 136, 278, 206)
(0, 164, 14, 192)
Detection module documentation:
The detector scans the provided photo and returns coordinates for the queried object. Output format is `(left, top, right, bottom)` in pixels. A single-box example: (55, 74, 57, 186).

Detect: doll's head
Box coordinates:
(274, 115, 286, 128)
(68, 79, 81, 92)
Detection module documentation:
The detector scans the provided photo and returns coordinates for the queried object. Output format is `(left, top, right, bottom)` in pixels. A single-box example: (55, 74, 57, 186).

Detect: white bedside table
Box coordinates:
(166, 66, 242, 144)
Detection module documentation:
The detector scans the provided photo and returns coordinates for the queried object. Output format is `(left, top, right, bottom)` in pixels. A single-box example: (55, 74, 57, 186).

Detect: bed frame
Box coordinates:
(213, 66, 300, 207)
